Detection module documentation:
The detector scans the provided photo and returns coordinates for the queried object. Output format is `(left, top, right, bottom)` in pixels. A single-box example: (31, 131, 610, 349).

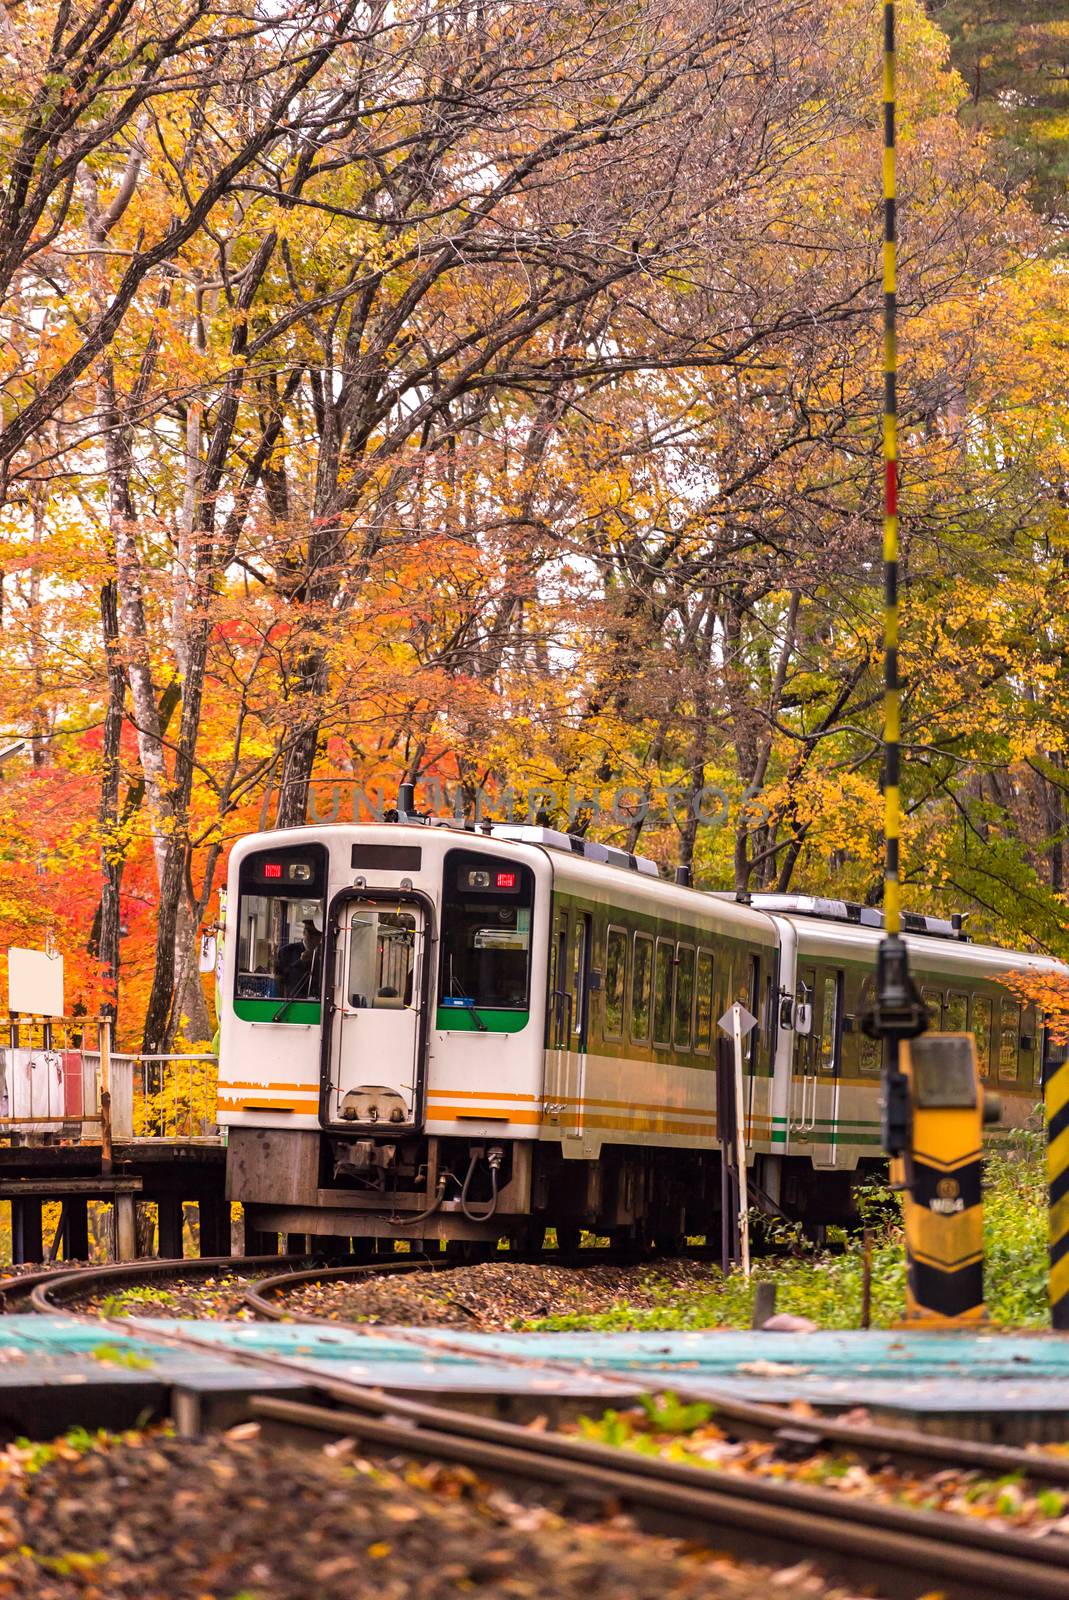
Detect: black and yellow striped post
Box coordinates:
(868, 3, 992, 1326)
(867, 0, 927, 1173)
(899, 1034, 987, 1325)
(1046, 1048, 1069, 1328)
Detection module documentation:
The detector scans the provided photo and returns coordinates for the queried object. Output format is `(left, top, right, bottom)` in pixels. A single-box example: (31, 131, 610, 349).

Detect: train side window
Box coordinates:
(999, 1000, 1020, 1083)
(819, 972, 841, 1073)
(545, 924, 559, 1047)
(972, 995, 992, 1079)
(748, 953, 762, 1072)
(604, 927, 628, 1040)
(631, 934, 653, 1043)
(573, 913, 590, 1041)
(796, 967, 816, 1072)
(945, 992, 968, 1033)
(695, 950, 714, 1052)
(1022, 1005, 1040, 1085)
(922, 987, 943, 1026)
(857, 975, 880, 1073)
(653, 939, 673, 1047)
(674, 944, 695, 1049)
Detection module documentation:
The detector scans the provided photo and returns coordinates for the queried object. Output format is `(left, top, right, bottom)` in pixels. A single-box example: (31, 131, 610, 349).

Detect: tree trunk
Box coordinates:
(94, 577, 125, 1021)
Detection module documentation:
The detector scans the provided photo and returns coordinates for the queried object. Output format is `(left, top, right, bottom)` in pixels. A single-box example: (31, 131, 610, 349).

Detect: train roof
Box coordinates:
(741, 893, 1067, 981)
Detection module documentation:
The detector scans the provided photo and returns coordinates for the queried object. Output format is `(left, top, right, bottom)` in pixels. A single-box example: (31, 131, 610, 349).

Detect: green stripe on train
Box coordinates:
(436, 1006, 530, 1033)
(234, 998, 321, 1024)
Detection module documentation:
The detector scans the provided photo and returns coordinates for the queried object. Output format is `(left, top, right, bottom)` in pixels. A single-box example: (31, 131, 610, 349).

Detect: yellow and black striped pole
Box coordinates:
(881, 0, 901, 946)
(1046, 1049, 1069, 1328)
(871, 5, 990, 1324)
(869, 0, 925, 1169)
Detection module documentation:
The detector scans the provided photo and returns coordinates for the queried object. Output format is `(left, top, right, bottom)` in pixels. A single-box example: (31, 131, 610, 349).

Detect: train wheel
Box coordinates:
(445, 1240, 496, 1263)
(554, 1223, 581, 1255)
(511, 1221, 546, 1257)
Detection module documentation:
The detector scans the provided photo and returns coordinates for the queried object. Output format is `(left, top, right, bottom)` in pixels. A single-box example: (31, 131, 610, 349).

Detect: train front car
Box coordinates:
(218, 824, 551, 1246)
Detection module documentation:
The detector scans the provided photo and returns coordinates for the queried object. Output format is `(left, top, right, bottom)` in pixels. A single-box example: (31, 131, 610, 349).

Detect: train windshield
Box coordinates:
(439, 849, 534, 1014)
(234, 844, 328, 1004)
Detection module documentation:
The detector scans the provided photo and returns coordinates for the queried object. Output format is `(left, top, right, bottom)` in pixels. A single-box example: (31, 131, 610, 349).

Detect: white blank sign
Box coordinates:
(8, 947, 64, 1016)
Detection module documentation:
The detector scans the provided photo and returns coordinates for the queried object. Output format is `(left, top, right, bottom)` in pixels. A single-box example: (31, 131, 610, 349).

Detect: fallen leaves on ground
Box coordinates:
(0, 1426, 865, 1597)
(575, 1394, 1069, 1537)
(76, 1274, 266, 1321)
(277, 1259, 725, 1329)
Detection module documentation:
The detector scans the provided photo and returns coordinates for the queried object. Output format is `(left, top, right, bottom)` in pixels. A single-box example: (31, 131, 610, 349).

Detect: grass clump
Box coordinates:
(524, 1135, 1048, 1333)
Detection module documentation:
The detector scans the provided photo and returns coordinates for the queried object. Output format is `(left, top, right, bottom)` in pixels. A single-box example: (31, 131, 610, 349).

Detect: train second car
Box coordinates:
(217, 821, 1065, 1245)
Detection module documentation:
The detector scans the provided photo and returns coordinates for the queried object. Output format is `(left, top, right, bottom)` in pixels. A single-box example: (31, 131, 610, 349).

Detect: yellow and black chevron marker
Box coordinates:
(900, 1033, 988, 1325)
(1046, 1051, 1069, 1329)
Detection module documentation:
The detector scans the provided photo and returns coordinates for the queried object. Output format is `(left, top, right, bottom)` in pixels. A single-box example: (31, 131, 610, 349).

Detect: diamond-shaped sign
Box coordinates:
(718, 1003, 757, 1038)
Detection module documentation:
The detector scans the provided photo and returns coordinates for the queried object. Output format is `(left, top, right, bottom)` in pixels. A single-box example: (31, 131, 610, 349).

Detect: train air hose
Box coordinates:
(459, 1146, 502, 1223)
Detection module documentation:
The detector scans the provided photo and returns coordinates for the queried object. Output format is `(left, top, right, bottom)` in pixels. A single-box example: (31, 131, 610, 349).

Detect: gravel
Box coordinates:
(0, 1427, 861, 1598)
(74, 1272, 270, 1321)
(273, 1259, 724, 1329)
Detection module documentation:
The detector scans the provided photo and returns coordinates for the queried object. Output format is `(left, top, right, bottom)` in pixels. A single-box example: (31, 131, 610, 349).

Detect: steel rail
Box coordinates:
(244, 1255, 1069, 1487)
(20, 1252, 1069, 1489)
(15, 1255, 1069, 1598)
(0, 1253, 303, 1312)
(247, 1394, 1069, 1600)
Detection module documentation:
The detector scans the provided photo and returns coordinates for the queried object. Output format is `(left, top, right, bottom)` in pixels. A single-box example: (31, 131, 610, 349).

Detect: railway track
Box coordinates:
(5, 1253, 1069, 1598)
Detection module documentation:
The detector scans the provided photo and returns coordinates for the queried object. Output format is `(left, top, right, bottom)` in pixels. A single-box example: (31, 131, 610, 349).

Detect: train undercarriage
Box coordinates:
(228, 1128, 881, 1250)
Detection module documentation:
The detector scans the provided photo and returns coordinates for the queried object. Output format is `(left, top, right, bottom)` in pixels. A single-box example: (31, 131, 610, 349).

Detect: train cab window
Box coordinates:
(999, 1000, 1021, 1083)
(946, 992, 968, 1034)
(439, 850, 534, 1014)
(235, 844, 328, 1010)
(631, 934, 653, 1043)
(347, 908, 415, 1008)
(819, 973, 841, 1073)
(972, 995, 992, 1079)
(674, 944, 695, 1049)
(695, 949, 714, 1052)
(653, 939, 673, 1047)
(604, 927, 628, 1039)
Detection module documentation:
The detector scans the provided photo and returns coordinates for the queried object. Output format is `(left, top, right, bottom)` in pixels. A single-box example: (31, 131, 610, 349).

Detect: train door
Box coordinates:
(545, 906, 581, 1135)
(790, 964, 817, 1142)
(810, 969, 843, 1167)
(768, 916, 797, 1171)
(325, 896, 426, 1128)
(561, 912, 591, 1137)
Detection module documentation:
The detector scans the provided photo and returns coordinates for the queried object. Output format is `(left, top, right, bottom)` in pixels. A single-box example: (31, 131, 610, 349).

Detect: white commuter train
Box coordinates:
(217, 819, 1064, 1246)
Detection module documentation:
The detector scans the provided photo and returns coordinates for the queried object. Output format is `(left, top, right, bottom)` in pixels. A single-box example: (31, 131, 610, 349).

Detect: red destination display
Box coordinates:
(263, 862, 282, 879)
(495, 871, 516, 889)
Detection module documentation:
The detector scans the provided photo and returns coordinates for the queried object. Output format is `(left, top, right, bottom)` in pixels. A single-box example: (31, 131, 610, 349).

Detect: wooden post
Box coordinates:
(114, 1194, 136, 1261)
(11, 1197, 44, 1264)
(752, 1280, 776, 1329)
(861, 1227, 873, 1329)
(98, 1015, 113, 1174)
(198, 1193, 229, 1256)
(66, 1199, 90, 1261)
(157, 1195, 184, 1260)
